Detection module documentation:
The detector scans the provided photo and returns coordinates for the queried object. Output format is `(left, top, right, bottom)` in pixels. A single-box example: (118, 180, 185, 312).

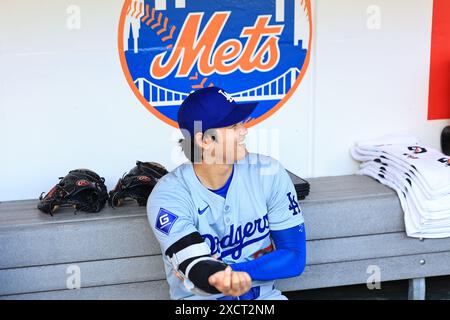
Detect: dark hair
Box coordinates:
(178, 130, 217, 163)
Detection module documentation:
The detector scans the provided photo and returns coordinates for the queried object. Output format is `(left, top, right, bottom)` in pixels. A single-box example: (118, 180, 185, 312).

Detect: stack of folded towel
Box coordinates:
(351, 135, 450, 238)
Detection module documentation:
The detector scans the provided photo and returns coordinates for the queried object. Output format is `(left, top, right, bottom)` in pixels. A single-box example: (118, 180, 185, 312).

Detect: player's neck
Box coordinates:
(193, 162, 233, 190)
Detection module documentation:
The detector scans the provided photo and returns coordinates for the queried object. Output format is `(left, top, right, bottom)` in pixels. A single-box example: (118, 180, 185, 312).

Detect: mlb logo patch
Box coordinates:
(155, 208, 178, 235)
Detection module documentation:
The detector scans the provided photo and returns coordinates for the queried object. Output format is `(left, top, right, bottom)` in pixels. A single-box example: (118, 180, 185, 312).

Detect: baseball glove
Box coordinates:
(38, 169, 108, 216)
(108, 161, 168, 208)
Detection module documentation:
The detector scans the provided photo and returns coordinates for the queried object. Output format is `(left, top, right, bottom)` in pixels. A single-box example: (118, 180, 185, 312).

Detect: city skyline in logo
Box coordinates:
(118, 0, 312, 127)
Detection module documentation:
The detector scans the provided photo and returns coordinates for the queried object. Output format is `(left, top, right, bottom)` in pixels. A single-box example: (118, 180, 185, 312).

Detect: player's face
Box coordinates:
(213, 122, 248, 164)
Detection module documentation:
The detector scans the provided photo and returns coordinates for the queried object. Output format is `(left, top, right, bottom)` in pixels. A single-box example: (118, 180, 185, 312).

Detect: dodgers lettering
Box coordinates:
(202, 214, 270, 260)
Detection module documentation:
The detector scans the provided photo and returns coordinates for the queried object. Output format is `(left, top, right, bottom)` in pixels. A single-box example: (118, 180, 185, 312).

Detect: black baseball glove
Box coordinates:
(38, 169, 108, 216)
(108, 161, 168, 208)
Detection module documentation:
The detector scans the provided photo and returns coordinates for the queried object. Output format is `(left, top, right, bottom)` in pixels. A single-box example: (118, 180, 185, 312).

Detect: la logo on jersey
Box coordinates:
(118, 0, 312, 128)
(287, 192, 301, 215)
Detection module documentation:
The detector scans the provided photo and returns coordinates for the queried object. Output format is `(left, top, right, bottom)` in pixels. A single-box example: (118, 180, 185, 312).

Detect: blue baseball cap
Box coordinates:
(177, 87, 257, 139)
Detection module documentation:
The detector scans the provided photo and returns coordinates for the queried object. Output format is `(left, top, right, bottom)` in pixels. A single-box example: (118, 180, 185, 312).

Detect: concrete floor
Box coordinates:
(283, 275, 450, 300)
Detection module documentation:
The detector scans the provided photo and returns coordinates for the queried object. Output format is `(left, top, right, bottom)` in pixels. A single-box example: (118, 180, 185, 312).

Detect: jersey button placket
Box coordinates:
(224, 205, 231, 225)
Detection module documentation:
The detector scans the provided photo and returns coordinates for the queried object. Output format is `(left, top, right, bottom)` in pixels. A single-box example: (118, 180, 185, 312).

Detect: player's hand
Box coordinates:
(208, 266, 252, 297)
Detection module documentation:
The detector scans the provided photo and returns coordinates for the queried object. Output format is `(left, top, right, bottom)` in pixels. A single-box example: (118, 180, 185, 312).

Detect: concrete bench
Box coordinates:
(1, 175, 449, 300)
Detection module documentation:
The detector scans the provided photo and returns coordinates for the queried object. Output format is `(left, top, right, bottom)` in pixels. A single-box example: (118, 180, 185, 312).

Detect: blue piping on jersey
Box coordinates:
(193, 164, 234, 199)
(208, 164, 234, 199)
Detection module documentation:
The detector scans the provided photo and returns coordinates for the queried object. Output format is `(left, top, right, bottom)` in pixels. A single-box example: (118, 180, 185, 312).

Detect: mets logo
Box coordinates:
(118, 0, 312, 128)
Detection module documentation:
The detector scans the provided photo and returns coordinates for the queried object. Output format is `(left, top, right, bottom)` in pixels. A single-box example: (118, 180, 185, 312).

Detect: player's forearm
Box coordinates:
(230, 248, 305, 280)
(230, 224, 306, 281)
(165, 231, 229, 295)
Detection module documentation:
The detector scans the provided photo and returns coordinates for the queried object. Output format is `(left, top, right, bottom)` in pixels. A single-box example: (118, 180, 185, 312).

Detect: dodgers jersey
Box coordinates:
(146, 153, 304, 300)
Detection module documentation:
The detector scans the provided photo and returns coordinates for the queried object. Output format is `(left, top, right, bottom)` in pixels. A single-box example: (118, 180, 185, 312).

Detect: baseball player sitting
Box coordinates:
(147, 87, 306, 300)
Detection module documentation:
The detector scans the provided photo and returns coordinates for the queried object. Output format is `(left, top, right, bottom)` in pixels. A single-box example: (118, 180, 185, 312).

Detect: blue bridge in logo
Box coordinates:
(134, 67, 301, 107)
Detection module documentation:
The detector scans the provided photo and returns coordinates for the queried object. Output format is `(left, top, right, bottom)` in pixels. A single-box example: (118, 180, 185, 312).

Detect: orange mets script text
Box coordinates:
(150, 12, 284, 78)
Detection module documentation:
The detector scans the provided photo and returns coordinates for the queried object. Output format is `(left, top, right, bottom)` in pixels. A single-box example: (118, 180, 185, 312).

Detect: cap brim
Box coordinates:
(213, 102, 258, 128)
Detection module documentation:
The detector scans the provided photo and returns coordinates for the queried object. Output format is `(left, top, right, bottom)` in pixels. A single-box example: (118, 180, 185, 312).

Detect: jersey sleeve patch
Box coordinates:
(155, 208, 179, 235)
(287, 192, 302, 216)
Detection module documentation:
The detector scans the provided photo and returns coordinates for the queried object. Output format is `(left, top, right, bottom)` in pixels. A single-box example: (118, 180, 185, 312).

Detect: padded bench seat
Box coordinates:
(1, 175, 449, 300)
